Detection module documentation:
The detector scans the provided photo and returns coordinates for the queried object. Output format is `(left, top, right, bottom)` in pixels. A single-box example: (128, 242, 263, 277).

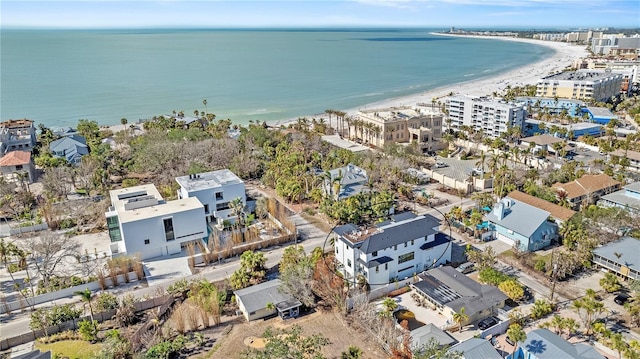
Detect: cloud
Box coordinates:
(354, 0, 415, 9)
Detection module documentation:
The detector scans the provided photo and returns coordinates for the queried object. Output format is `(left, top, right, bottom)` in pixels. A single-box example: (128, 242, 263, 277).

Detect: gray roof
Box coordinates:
(624, 182, 640, 193)
(49, 135, 88, 162)
(328, 163, 369, 199)
(599, 190, 640, 211)
(485, 198, 550, 238)
(409, 324, 457, 349)
(448, 338, 501, 359)
(593, 237, 639, 271)
(359, 256, 393, 268)
(359, 214, 440, 254)
(520, 329, 605, 359)
(234, 279, 301, 314)
(412, 266, 507, 318)
(175, 169, 243, 192)
(586, 107, 616, 118)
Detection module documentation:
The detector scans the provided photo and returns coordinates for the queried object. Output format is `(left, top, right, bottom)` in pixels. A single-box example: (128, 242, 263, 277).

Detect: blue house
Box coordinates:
(582, 107, 617, 124)
(49, 134, 89, 165)
(517, 97, 584, 117)
(485, 197, 557, 252)
(508, 328, 604, 359)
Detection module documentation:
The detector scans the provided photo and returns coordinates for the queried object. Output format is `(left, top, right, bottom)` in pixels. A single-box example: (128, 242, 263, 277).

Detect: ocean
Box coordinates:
(1, 28, 553, 128)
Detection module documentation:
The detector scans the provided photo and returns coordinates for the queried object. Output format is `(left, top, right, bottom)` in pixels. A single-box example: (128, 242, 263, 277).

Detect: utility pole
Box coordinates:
(549, 248, 559, 302)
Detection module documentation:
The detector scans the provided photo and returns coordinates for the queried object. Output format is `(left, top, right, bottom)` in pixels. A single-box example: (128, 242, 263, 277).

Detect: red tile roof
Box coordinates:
(0, 151, 31, 167)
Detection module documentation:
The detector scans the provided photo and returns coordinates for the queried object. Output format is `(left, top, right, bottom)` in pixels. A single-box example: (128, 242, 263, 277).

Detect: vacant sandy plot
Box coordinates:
(213, 311, 385, 359)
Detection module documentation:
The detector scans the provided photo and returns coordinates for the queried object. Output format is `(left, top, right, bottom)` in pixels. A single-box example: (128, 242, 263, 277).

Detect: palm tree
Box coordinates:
(75, 287, 95, 322)
(475, 151, 487, 173)
(381, 298, 398, 316)
(452, 307, 469, 332)
(203, 99, 208, 115)
(507, 323, 527, 359)
(266, 302, 276, 312)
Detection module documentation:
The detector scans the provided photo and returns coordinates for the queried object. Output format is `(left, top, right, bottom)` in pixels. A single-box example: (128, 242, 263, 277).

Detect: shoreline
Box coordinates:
(103, 34, 588, 134)
(265, 34, 588, 128)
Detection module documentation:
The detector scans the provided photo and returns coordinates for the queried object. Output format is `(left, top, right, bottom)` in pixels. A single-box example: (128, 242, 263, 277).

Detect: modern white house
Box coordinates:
(175, 169, 246, 225)
(106, 184, 207, 260)
(442, 95, 526, 139)
(333, 212, 451, 287)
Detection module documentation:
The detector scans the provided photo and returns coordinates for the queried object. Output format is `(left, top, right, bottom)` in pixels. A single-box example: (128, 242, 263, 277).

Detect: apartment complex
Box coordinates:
(333, 212, 451, 287)
(106, 184, 206, 260)
(536, 70, 623, 101)
(442, 95, 526, 139)
(176, 169, 246, 225)
(354, 107, 443, 152)
(0, 119, 37, 155)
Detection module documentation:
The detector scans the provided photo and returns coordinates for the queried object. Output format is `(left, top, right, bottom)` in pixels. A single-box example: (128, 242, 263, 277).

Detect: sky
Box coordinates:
(1, 0, 639, 29)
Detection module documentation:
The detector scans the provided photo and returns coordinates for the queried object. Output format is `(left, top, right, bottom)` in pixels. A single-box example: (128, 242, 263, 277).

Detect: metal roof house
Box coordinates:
(448, 338, 502, 359)
(411, 266, 507, 327)
(509, 328, 605, 359)
(403, 323, 457, 352)
(485, 197, 557, 252)
(333, 212, 451, 288)
(593, 236, 640, 281)
(599, 181, 640, 215)
(234, 279, 301, 322)
(49, 134, 89, 165)
(322, 163, 369, 200)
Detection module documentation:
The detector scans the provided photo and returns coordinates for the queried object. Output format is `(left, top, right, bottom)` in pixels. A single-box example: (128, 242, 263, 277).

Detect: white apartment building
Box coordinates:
(443, 95, 526, 139)
(106, 184, 207, 260)
(333, 212, 451, 287)
(354, 106, 444, 152)
(536, 70, 623, 102)
(176, 169, 246, 225)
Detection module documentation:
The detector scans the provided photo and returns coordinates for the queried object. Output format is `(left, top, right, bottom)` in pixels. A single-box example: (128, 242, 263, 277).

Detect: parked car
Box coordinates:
(477, 316, 499, 330)
(505, 335, 515, 346)
(434, 162, 448, 169)
(614, 293, 630, 305)
(457, 262, 476, 274)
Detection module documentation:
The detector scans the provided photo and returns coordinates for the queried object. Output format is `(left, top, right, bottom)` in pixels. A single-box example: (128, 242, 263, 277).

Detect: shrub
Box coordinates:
(78, 319, 98, 341)
(7, 263, 21, 273)
(58, 218, 77, 229)
(478, 267, 511, 286)
(95, 292, 119, 312)
(534, 259, 547, 272)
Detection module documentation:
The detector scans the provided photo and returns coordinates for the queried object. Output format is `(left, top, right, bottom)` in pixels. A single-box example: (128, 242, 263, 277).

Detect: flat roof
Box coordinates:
(175, 169, 243, 192)
(599, 190, 640, 211)
(541, 70, 621, 82)
(359, 106, 441, 122)
(109, 184, 203, 223)
(586, 107, 616, 118)
(525, 119, 601, 131)
(610, 149, 640, 162)
(520, 134, 564, 146)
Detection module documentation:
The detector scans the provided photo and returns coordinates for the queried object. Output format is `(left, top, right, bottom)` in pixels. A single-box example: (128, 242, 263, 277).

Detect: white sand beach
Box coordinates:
(268, 34, 589, 128)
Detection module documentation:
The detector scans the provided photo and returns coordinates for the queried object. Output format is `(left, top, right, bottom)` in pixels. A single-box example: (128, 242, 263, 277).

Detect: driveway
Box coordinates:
(143, 250, 194, 287)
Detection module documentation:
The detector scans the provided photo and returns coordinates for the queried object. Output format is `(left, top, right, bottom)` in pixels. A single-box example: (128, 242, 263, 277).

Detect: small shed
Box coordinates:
(234, 279, 302, 322)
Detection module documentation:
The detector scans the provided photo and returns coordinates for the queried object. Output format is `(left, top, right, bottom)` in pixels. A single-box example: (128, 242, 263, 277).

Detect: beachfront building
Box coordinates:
(552, 174, 621, 211)
(333, 212, 451, 287)
(411, 266, 507, 327)
(536, 70, 623, 102)
(575, 58, 640, 84)
(484, 197, 557, 252)
(106, 184, 206, 260)
(593, 237, 640, 281)
(0, 119, 37, 155)
(0, 150, 36, 184)
(322, 163, 368, 200)
(176, 169, 246, 226)
(442, 95, 526, 139)
(353, 107, 444, 152)
(49, 135, 89, 165)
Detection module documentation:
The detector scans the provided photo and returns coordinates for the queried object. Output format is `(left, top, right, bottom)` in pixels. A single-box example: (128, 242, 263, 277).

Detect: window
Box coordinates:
(372, 251, 378, 257)
(216, 202, 230, 211)
(15, 165, 23, 170)
(376, 266, 379, 273)
(411, 240, 414, 246)
(404, 242, 407, 248)
(398, 252, 415, 264)
(385, 263, 388, 270)
(204, 204, 209, 214)
(107, 216, 122, 242)
(335, 247, 338, 254)
(347, 259, 352, 268)
(394, 245, 397, 251)
(163, 218, 175, 241)
(215, 192, 223, 200)
(144, 239, 150, 245)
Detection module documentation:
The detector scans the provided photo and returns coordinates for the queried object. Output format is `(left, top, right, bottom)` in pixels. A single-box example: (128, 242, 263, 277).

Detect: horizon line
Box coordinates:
(1, 25, 626, 31)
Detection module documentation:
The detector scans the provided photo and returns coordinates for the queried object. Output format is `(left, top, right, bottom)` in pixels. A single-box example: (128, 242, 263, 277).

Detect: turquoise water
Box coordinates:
(1, 29, 553, 128)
